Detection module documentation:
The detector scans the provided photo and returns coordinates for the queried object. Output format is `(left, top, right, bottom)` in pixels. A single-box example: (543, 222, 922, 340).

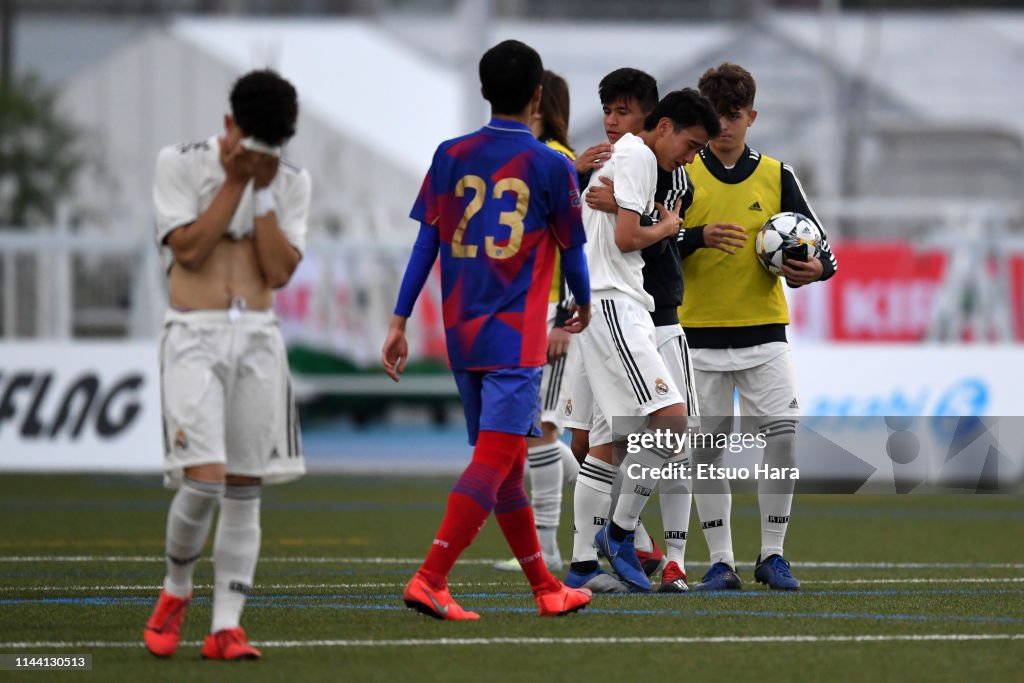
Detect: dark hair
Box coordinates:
(230, 69, 298, 146)
(698, 62, 756, 116)
(643, 88, 721, 138)
(479, 40, 544, 115)
(538, 70, 572, 150)
(598, 68, 659, 115)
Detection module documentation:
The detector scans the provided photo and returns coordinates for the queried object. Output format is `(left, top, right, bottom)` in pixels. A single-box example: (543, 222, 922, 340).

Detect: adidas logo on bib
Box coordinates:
(749, 201, 763, 211)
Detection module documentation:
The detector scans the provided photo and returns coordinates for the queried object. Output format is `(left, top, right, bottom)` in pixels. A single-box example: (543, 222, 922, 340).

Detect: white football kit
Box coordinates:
(538, 302, 572, 429)
(562, 133, 683, 446)
(153, 136, 311, 487)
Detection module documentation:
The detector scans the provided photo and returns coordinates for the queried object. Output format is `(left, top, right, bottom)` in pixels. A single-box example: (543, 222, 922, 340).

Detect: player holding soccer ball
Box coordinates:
(678, 63, 838, 591)
(382, 40, 593, 619)
(145, 69, 310, 660)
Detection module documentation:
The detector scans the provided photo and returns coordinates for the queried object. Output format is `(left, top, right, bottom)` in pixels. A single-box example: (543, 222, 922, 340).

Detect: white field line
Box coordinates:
(1, 634, 1022, 649)
(0, 556, 1022, 570)
(0, 581, 506, 592)
(803, 577, 1024, 585)
(3, 577, 1023, 593)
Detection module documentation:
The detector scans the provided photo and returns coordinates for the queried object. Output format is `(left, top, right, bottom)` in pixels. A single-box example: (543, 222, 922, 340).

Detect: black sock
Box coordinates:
(609, 521, 629, 543)
(571, 560, 598, 574)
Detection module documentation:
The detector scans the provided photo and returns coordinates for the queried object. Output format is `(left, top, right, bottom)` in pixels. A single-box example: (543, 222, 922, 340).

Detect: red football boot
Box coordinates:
(535, 582, 592, 616)
(636, 534, 668, 577)
(402, 572, 480, 620)
(658, 561, 690, 593)
(200, 627, 262, 660)
(143, 590, 190, 658)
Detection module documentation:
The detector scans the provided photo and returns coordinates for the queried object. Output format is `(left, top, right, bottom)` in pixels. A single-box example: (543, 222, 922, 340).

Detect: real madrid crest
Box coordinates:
(564, 399, 573, 416)
(654, 378, 669, 396)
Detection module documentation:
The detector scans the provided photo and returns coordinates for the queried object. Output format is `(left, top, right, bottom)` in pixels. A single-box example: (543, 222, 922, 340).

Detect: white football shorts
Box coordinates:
(561, 296, 684, 447)
(539, 303, 572, 430)
(655, 323, 700, 421)
(692, 344, 798, 433)
(159, 308, 304, 488)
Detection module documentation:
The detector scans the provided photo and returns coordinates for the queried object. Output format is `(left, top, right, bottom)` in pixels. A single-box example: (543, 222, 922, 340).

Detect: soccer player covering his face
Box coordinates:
(679, 63, 838, 592)
(145, 69, 310, 661)
(562, 87, 714, 593)
(382, 40, 594, 619)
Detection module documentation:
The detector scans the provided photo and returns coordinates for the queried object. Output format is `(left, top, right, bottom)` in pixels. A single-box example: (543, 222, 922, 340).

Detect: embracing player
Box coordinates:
(563, 87, 716, 593)
(581, 69, 722, 592)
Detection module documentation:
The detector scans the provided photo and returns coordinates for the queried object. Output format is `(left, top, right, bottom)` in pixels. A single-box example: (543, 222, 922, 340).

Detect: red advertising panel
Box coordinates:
(828, 242, 948, 341)
(790, 241, 1024, 342)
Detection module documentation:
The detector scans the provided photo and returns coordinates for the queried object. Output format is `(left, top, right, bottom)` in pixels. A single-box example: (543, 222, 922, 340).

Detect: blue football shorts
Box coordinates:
(452, 366, 543, 446)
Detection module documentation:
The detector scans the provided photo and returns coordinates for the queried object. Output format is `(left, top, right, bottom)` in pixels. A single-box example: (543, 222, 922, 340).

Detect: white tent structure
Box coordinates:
(58, 18, 464, 239)
(52, 11, 1024, 239)
(6, 10, 1022, 345)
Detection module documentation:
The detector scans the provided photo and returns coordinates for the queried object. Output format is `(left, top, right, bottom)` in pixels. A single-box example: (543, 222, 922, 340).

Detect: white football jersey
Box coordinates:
(581, 132, 656, 311)
(153, 135, 311, 272)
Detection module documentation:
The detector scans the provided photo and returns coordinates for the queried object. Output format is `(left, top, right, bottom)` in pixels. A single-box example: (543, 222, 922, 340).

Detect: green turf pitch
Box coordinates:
(0, 474, 1021, 682)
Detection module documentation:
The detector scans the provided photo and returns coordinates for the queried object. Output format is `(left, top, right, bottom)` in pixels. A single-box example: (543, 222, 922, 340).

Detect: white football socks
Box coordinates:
(693, 445, 735, 568)
(163, 478, 222, 598)
(526, 443, 563, 528)
(571, 456, 615, 563)
(610, 443, 667, 534)
(559, 440, 580, 486)
(607, 461, 653, 551)
(759, 426, 797, 559)
(658, 474, 692, 570)
(211, 484, 261, 633)
(633, 519, 654, 552)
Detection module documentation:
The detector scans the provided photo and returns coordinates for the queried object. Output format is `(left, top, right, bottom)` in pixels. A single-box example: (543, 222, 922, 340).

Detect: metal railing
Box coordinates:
(0, 213, 164, 340)
(2, 197, 1022, 354)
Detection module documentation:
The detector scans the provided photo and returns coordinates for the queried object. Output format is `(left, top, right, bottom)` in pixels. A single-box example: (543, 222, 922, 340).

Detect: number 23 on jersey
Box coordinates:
(451, 175, 529, 260)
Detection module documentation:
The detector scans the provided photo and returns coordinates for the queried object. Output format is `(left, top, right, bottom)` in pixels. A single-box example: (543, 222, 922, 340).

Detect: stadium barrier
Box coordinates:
(0, 341, 162, 472)
(1, 341, 1020, 474)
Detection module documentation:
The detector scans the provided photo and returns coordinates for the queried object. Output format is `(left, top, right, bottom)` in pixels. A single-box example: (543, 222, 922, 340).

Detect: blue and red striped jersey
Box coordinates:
(411, 117, 585, 370)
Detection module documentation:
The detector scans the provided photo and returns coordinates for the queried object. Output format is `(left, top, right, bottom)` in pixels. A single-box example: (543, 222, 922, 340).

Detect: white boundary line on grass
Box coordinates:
(0, 581, 509, 592)
(804, 577, 1024, 585)
(1, 634, 1022, 649)
(1, 556, 1022, 569)
(2, 577, 1023, 593)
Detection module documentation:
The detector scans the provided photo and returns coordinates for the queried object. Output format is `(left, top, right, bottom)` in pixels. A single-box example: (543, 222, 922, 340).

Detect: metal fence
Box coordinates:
(2, 197, 1023, 347)
(0, 214, 164, 340)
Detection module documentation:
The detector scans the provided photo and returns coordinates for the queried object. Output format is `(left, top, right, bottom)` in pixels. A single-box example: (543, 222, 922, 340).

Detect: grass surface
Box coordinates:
(1, 474, 1022, 682)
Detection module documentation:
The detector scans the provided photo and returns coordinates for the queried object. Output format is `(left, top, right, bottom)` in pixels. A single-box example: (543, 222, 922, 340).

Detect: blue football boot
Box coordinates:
(754, 554, 801, 590)
(691, 561, 743, 591)
(564, 566, 629, 593)
(594, 525, 652, 592)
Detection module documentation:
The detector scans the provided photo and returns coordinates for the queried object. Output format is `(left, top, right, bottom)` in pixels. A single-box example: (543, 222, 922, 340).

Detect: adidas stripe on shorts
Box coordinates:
(561, 296, 684, 447)
(159, 308, 304, 489)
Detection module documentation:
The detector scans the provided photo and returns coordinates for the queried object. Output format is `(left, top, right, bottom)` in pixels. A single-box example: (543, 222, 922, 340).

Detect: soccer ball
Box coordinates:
(755, 212, 821, 277)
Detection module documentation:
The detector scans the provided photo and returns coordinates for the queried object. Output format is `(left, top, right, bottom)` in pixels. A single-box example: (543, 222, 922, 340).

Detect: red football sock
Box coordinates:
(494, 443, 560, 595)
(418, 431, 518, 589)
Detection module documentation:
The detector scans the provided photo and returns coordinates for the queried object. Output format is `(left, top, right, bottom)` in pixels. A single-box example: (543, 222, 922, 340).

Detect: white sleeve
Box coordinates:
(612, 142, 655, 216)
(276, 168, 312, 255)
(152, 145, 199, 245)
